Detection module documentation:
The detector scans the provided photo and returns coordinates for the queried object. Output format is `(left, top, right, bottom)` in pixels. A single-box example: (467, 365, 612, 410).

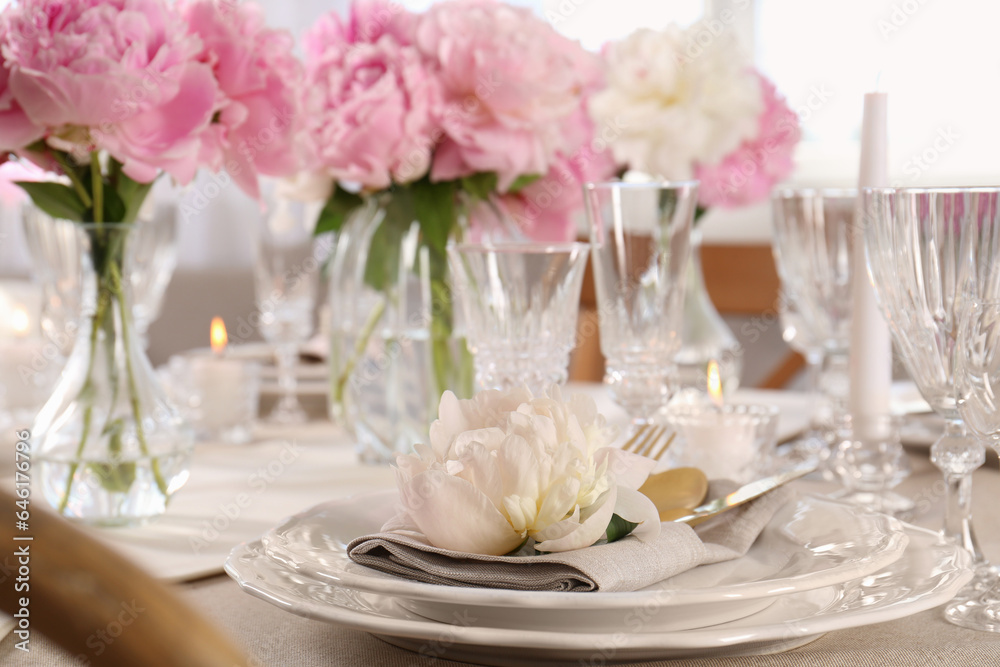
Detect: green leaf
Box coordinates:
(114, 167, 154, 224)
(102, 185, 127, 223)
(411, 178, 457, 257)
(15, 181, 87, 221)
(460, 172, 498, 201)
(87, 419, 136, 494)
(605, 513, 639, 544)
(508, 173, 542, 193)
(315, 184, 364, 235)
(362, 194, 412, 292)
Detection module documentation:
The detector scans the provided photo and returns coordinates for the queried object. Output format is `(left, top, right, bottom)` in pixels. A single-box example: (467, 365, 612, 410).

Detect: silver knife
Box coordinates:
(671, 462, 816, 525)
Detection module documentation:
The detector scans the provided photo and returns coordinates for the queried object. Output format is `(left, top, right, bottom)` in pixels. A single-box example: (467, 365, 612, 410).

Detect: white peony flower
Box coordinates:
(385, 386, 661, 555)
(589, 23, 763, 180)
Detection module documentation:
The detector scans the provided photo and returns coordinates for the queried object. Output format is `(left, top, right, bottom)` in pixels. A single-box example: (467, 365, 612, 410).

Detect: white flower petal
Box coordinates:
(596, 447, 656, 490)
(401, 470, 522, 555)
(536, 475, 581, 528)
(613, 486, 661, 541)
(497, 434, 540, 501)
(534, 486, 617, 553)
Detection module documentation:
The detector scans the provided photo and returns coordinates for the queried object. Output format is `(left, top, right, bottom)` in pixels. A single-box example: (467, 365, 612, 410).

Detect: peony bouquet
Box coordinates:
(1, 0, 302, 219)
(589, 22, 800, 213)
(386, 386, 660, 555)
(306, 0, 614, 407)
(0, 0, 302, 508)
(304, 0, 612, 241)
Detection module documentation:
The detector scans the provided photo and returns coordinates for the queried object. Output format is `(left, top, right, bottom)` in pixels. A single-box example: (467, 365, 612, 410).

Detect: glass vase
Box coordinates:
(675, 229, 742, 394)
(30, 221, 193, 525)
(328, 196, 475, 465)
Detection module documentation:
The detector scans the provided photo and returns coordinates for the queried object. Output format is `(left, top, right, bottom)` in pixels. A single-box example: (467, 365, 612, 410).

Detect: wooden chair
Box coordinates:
(568, 242, 804, 389)
(0, 488, 247, 666)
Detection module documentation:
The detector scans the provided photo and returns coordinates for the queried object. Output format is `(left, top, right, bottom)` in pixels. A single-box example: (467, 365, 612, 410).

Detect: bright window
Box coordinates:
(757, 0, 1000, 186)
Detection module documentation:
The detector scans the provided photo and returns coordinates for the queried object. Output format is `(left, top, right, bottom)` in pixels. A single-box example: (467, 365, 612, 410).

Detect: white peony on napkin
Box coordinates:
(347, 483, 793, 592)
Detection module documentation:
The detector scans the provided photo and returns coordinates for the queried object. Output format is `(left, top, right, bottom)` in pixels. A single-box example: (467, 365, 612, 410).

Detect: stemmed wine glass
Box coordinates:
(952, 298, 1000, 630)
(773, 188, 911, 504)
(771, 189, 855, 444)
(253, 194, 320, 424)
(584, 181, 696, 429)
(863, 186, 1000, 599)
(776, 289, 834, 469)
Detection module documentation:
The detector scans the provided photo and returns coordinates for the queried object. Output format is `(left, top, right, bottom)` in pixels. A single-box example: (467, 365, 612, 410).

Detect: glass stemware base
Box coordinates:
(830, 415, 913, 515)
(944, 443, 1000, 632)
(265, 341, 308, 425)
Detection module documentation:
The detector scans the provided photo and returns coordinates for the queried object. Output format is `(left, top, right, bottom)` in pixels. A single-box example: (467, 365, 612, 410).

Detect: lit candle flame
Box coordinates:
(210, 317, 228, 355)
(707, 360, 724, 407)
(11, 306, 29, 337)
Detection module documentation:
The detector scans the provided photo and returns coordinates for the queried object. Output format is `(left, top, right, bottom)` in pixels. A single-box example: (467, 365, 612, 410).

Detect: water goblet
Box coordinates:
(776, 290, 834, 470)
(584, 181, 696, 428)
(448, 243, 589, 394)
(951, 298, 1000, 630)
(771, 189, 855, 440)
(863, 186, 1000, 596)
(253, 196, 320, 424)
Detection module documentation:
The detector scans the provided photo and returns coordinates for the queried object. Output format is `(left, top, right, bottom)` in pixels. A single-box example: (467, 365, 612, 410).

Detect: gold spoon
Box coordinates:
(638, 467, 709, 522)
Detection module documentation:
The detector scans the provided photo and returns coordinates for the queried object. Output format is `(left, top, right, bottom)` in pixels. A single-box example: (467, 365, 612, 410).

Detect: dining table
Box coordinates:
(3, 384, 1000, 666)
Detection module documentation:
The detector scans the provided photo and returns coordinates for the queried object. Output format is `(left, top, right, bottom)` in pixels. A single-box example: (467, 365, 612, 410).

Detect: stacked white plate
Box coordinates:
(226, 490, 972, 664)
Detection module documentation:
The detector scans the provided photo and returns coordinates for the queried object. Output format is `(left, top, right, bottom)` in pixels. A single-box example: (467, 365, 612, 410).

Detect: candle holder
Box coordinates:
(830, 414, 912, 514)
(664, 402, 779, 483)
(164, 355, 261, 444)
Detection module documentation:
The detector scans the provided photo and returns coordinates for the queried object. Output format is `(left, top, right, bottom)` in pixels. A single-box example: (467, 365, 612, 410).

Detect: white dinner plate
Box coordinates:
(258, 490, 907, 633)
(226, 523, 971, 665)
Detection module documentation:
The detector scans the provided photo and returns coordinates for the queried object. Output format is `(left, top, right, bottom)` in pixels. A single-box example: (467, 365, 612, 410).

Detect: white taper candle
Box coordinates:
(849, 92, 893, 436)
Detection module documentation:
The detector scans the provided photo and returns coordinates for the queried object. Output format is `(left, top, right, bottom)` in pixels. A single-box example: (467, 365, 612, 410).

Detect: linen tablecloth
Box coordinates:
(3, 387, 1000, 666)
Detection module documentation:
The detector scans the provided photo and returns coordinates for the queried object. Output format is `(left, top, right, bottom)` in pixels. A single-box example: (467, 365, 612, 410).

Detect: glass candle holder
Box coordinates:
(164, 355, 261, 444)
(664, 402, 780, 483)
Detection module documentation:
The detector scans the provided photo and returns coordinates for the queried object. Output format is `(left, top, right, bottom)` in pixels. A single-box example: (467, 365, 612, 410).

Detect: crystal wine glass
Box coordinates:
(584, 181, 696, 428)
(863, 186, 1000, 596)
(952, 298, 1000, 630)
(253, 195, 320, 424)
(773, 188, 911, 506)
(776, 289, 833, 469)
(771, 189, 855, 440)
(448, 242, 589, 394)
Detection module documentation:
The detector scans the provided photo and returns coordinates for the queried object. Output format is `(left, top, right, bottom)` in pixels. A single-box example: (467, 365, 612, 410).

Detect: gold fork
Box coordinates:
(620, 424, 676, 462)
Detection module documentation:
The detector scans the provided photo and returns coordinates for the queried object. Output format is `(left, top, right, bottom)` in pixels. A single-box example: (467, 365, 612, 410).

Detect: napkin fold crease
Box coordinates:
(347, 482, 793, 592)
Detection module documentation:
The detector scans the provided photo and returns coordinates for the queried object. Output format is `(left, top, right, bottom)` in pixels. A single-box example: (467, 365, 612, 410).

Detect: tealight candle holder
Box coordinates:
(164, 355, 260, 444)
(664, 402, 780, 483)
(162, 317, 261, 444)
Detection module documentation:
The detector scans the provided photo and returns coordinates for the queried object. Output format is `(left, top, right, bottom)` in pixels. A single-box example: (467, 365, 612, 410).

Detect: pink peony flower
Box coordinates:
(2, 0, 217, 184)
(694, 73, 800, 208)
(305, 0, 416, 48)
(494, 103, 617, 242)
(182, 0, 303, 200)
(303, 1, 439, 190)
(490, 47, 614, 241)
(416, 0, 593, 191)
(0, 22, 40, 152)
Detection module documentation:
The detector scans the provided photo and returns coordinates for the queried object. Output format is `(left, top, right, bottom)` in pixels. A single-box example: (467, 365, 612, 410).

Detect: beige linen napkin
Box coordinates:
(346, 483, 793, 592)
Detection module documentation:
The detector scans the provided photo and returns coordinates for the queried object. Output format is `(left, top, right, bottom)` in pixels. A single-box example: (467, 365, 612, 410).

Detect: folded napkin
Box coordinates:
(346, 482, 793, 592)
